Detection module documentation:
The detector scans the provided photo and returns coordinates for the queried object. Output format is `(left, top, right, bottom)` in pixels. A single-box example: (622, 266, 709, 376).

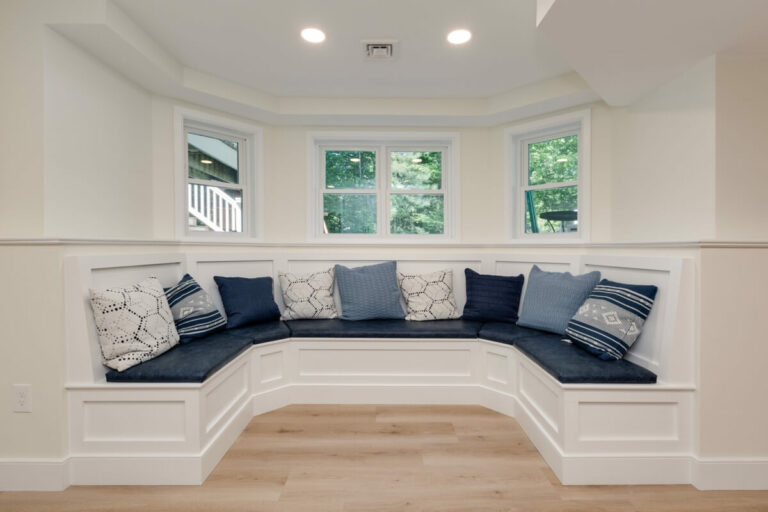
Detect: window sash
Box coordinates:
(184, 124, 248, 236)
(518, 128, 581, 237)
(318, 144, 449, 238)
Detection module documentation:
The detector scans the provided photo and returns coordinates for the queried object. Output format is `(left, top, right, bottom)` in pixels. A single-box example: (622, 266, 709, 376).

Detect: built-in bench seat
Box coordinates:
(58, 253, 697, 491)
(105, 321, 290, 383)
(286, 318, 483, 338)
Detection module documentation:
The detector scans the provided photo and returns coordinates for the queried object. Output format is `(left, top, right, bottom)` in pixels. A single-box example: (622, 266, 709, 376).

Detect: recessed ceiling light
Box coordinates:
(349, 157, 361, 163)
(556, 158, 568, 163)
(447, 29, 471, 45)
(301, 27, 326, 44)
(200, 159, 213, 164)
(411, 158, 423, 163)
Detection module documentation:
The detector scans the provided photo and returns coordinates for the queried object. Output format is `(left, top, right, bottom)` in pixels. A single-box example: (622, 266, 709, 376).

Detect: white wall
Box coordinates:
(699, 248, 768, 457)
(43, 29, 154, 238)
(715, 55, 768, 241)
(609, 57, 717, 242)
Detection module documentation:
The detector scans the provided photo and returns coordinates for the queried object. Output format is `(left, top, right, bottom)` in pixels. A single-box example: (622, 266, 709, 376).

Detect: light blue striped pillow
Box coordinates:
(565, 279, 658, 360)
(165, 274, 227, 343)
(517, 265, 601, 335)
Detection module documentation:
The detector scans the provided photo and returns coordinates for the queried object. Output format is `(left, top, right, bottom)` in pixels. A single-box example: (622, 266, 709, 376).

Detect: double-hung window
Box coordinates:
(175, 107, 262, 239)
(312, 133, 456, 240)
(507, 110, 590, 240)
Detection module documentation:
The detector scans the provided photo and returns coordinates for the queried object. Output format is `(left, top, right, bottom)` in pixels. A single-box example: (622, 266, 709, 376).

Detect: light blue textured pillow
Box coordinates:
(335, 261, 405, 321)
(517, 265, 601, 335)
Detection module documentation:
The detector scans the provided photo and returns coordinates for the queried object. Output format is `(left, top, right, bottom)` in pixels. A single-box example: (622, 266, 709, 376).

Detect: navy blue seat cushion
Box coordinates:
(105, 329, 253, 383)
(515, 335, 657, 384)
(106, 321, 291, 383)
(286, 319, 483, 338)
(226, 320, 291, 345)
(213, 276, 280, 329)
(478, 322, 550, 346)
(462, 269, 525, 323)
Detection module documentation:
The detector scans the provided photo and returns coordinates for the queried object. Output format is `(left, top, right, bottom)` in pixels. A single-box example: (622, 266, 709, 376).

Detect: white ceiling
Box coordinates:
(538, 0, 768, 105)
(114, 0, 573, 98)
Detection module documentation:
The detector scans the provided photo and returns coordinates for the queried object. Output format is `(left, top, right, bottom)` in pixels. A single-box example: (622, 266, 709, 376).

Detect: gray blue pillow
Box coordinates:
(335, 261, 405, 321)
(517, 265, 601, 335)
(165, 274, 226, 343)
(213, 276, 280, 329)
(565, 279, 658, 360)
(462, 269, 524, 323)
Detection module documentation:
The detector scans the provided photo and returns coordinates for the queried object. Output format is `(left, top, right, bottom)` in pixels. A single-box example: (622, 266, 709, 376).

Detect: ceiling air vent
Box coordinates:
(363, 40, 397, 60)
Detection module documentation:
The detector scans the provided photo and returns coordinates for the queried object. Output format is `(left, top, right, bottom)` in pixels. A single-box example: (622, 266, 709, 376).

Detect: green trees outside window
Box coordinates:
(523, 134, 578, 234)
(322, 148, 446, 236)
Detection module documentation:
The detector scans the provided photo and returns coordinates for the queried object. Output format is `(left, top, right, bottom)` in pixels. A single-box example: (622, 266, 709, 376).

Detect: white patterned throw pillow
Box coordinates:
(89, 277, 180, 372)
(278, 268, 338, 320)
(397, 269, 460, 321)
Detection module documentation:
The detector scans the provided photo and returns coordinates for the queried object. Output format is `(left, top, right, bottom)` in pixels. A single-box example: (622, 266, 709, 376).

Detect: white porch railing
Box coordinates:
(188, 183, 242, 232)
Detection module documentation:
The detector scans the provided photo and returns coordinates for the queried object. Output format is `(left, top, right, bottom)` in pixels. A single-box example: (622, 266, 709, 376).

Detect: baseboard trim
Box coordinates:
(0, 458, 70, 491)
(692, 457, 768, 490)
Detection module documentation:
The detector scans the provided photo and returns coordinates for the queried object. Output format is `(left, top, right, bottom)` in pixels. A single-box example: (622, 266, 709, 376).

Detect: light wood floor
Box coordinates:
(2, 405, 768, 511)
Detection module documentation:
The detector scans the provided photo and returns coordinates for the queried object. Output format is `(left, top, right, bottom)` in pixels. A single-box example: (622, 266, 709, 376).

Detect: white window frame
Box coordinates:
(174, 106, 263, 241)
(505, 109, 591, 242)
(308, 131, 460, 243)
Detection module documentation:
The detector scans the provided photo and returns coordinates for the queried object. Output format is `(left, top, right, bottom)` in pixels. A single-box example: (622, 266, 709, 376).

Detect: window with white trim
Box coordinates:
(175, 108, 262, 239)
(311, 133, 456, 240)
(508, 110, 590, 240)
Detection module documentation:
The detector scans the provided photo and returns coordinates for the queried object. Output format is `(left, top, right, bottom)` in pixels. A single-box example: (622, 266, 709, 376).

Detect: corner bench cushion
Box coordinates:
(515, 335, 657, 384)
(478, 322, 550, 346)
(286, 319, 483, 338)
(226, 320, 291, 345)
(105, 321, 290, 383)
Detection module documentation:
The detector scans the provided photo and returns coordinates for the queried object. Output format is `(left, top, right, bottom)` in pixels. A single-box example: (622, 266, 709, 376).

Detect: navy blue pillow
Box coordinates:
(462, 269, 524, 323)
(213, 276, 280, 329)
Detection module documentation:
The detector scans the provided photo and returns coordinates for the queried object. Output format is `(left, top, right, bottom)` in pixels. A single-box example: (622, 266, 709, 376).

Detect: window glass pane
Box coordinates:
(187, 132, 239, 184)
(524, 186, 578, 234)
(528, 134, 577, 186)
(325, 150, 376, 189)
(391, 151, 442, 190)
(187, 184, 243, 233)
(390, 194, 444, 235)
(323, 194, 377, 234)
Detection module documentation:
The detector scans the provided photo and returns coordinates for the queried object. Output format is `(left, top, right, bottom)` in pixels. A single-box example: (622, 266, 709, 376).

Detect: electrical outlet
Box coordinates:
(12, 384, 31, 413)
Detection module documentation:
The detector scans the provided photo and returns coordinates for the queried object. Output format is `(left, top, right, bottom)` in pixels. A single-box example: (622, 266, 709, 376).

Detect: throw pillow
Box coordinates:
(165, 274, 226, 343)
(517, 265, 601, 335)
(278, 268, 338, 320)
(213, 276, 280, 329)
(89, 277, 179, 372)
(462, 269, 524, 323)
(335, 261, 405, 321)
(565, 279, 658, 360)
(397, 269, 460, 321)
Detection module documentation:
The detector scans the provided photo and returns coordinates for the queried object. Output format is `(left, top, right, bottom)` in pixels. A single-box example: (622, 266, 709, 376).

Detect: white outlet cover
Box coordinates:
(12, 384, 31, 413)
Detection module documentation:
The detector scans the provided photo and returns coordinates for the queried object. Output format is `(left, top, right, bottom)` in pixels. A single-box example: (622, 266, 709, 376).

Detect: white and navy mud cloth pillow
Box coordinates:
(165, 274, 226, 343)
(565, 279, 658, 360)
(278, 268, 338, 320)
(89, 277, 179, 372)
(397, 269, 460, 321)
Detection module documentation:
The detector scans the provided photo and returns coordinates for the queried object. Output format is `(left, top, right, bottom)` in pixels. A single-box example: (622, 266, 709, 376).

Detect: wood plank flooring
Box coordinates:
(2, 405, 768, 511)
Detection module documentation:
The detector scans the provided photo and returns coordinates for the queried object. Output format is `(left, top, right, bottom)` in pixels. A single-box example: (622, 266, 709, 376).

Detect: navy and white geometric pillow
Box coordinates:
(165, 274, 227, 343)
(565, 279, 658, 361)
(278, 268, 338, 320)
(89, 277, 179, 372)
(398, 269, 460, 321)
